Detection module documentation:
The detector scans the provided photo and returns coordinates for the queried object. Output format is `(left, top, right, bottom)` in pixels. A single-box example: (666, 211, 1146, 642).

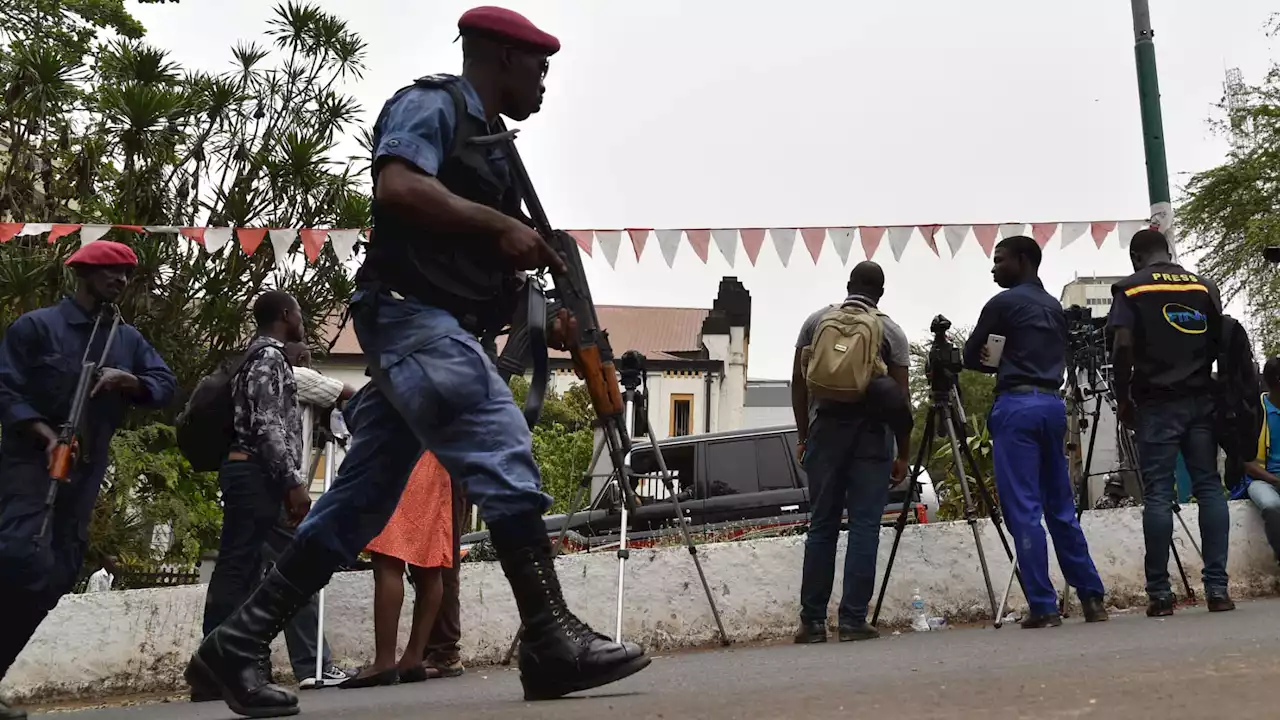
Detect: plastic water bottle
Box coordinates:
(910, 589, 930, 632)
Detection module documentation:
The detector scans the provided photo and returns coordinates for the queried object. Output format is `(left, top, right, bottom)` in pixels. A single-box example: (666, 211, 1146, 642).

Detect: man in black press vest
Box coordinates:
(1109, 229, 1234, 617)
(184, 7, 649, 718)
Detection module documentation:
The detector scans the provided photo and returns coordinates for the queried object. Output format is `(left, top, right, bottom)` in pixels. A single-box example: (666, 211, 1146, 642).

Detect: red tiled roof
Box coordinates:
(323, 305, 710, 362)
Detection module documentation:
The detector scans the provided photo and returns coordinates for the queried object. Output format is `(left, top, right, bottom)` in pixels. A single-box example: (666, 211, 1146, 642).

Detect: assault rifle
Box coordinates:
(41, 304, 122, 538)
(481, 119, 641, 514)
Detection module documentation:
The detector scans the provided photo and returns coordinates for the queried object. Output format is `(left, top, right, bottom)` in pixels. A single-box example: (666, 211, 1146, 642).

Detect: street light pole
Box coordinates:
(1131, 0, 1175, 257)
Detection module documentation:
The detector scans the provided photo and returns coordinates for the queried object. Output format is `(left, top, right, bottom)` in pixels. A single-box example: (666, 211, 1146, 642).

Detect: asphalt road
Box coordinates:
(33, 598, 1280, 720)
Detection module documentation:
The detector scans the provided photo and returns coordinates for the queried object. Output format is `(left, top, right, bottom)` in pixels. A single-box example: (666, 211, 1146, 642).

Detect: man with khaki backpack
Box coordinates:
(792, 261, 912, 644)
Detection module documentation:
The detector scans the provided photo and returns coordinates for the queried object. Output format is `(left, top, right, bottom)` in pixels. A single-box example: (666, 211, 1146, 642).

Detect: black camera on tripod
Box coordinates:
(924, 314, 963, 393)
(619, 350, 646, 392)
(1063, 305, 1108, 381)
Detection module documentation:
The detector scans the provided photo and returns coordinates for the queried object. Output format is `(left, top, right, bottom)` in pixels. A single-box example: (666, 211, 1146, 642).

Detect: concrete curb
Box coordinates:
(5, 501, 1278, 703)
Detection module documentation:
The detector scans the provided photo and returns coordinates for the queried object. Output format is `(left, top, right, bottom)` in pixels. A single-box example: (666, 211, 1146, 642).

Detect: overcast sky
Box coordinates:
(131, 0, 1277, 379)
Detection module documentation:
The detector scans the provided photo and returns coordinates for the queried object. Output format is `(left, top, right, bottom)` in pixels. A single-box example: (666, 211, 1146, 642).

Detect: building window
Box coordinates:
(670, 394, 694, 437)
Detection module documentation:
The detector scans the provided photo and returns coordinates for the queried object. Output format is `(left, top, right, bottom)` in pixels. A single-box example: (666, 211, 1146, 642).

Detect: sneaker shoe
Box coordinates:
(299, 665, 355, 690)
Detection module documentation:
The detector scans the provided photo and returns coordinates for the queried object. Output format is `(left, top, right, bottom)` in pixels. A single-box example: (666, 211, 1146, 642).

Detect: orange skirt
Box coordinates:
(365, 452, 453, 569)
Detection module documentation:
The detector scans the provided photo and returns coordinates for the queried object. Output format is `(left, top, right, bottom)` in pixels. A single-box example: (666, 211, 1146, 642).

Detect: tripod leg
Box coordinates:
(1061, 392, 1106, 616)
(994, 561, 1019, 629)
(943, 412, 1000, 621)
(871, 407, 938, 627)
(642, 420, 731, 646)
(958, 432, 1024, 598)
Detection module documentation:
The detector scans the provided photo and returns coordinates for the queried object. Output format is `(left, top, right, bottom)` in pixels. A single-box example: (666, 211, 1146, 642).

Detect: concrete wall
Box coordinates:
(17, 503, 1275, 705)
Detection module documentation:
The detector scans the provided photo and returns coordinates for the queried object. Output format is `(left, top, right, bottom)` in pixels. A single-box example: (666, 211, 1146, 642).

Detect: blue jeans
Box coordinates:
(293, 289, 551, 569)
(1135, 395, 1229, 596)
(1246, 480, 1280, 562)
(799, 412, 893, 626)
(990, 391, 1105, 615)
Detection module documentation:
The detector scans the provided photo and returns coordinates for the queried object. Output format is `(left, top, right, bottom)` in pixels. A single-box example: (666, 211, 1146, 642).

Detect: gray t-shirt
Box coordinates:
(796, 294, 911, 421)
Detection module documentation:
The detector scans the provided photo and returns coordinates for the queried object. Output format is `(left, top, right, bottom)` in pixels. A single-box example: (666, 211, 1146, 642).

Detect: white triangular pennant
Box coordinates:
(204, 227, 232, 254)
(999, 223, 1025, 240)
(269, 229, 296, 266)
(1060, 222, 1088, 249)
(80, 225, 112, 246)
(143, 226, 180, 234)
(828, 228, 855, 265)
(769, 228, 796, 268)
(943, 225, 970, 256)
(16, 223, 52, 237)
(655, 229, 683, 268)
(711, 229, 738, 267)
(327, 229, 360, 262)
(596, 230, 622, 269)
(887, 226, 914, 261)
(1118, 221, 1145, 249)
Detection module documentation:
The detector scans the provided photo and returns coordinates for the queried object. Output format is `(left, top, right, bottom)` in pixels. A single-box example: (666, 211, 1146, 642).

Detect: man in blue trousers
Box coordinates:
(964, 235, 1108, 628)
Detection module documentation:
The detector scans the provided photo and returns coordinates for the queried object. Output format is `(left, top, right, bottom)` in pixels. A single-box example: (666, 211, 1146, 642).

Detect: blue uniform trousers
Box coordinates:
(990, 390, 1105, 615)
(292, 288, 551, 570)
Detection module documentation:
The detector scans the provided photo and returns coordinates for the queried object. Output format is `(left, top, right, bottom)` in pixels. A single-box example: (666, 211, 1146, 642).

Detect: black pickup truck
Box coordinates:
(461, 425, 938, 556)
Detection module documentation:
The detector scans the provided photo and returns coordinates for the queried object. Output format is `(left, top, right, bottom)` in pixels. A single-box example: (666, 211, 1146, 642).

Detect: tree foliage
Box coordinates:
(0, 1, 370, 568)
(1179, 16, 1280, 355)
(508, 376, 597, 514)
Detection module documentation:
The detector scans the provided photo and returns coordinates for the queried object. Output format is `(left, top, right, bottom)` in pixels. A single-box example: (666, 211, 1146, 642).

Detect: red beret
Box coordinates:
(458, 6, 560, 56)
(65, 240, 138, 268)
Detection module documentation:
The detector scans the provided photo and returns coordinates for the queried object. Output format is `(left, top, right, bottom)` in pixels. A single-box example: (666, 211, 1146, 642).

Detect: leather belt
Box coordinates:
(227, 451, 251, 461)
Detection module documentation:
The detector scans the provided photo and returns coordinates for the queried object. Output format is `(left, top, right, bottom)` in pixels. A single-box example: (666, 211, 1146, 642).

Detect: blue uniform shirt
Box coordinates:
(372, 74, 508, 183)
(0, 297, 177, 467)
(963, 279, 1068, 392)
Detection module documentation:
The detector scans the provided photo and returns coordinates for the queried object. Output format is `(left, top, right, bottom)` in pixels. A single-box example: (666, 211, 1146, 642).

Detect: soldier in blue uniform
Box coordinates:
(0, 240, 176, 720)
(186, 7, 650, 718)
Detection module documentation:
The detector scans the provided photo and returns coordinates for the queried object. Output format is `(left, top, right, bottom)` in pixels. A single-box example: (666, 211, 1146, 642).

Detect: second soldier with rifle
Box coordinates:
(186, 7, 651, 718)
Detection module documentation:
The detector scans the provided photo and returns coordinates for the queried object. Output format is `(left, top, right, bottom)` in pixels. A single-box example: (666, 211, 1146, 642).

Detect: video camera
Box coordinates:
(924, 314, 963, 393)
(1064, 305, 1108, 381)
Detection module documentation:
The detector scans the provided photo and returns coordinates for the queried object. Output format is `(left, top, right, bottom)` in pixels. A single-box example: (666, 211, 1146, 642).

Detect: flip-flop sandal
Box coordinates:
(397, 665, 441, 683)
(339, 668, 400, 689)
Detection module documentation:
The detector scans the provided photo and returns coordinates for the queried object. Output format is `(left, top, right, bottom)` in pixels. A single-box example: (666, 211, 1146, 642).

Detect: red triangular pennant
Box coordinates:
(859, 227, 885, 260)
(114, 224, 145, 233)
(567, 230, 593, 256)
(180, 227, 206, 246)
(0, 223, 22, 244)
(47, 224, 81, 244)
(237, 227, 267, 256)
(1032, 222, 1058, 248)
(1091, 221, 1117, 248)
(626, 229, 649, 260)
(685, 229, 711, 263)
(801, 228, 827, 263)
(918, 225, 941, 256)
(300, 229, 327, 263)
(740, 229, 766, 266)
(972, 225, 999, 257)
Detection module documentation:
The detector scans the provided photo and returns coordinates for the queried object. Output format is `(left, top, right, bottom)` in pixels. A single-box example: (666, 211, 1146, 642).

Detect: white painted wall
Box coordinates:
(742, 405, 795, 429)
(7, 502, 1280, 705)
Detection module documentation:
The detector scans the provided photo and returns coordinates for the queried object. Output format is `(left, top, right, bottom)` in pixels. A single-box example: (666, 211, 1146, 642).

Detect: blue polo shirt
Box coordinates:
(963, 278, 1067, 392)
(1232, 394, 1280, 499)
(372, 74, 506, 182)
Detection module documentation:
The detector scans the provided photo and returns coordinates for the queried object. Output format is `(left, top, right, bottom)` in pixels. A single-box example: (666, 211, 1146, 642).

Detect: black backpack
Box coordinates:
(1216, 315, 1263, 479)
(176, 344, 272, 472)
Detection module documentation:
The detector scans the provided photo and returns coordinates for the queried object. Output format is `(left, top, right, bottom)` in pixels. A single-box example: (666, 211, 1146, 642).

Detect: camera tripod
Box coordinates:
(1058, 362, 1198, 615)
(501, 350, 729, 665)
(873, 318, 1023, 628)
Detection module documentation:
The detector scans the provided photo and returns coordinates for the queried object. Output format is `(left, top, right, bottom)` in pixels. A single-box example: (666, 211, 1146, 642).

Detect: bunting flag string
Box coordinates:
(0, 218, 1157, 266)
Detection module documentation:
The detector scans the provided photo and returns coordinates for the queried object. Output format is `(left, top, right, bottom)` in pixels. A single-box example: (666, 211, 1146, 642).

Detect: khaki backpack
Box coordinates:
(802, 301, 888, 403)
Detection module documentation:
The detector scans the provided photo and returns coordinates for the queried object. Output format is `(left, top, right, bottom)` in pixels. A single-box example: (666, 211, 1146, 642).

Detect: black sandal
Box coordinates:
(338, 667, 400, 689)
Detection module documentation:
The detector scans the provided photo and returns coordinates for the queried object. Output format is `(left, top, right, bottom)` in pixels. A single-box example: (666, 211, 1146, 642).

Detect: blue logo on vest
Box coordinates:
(1163, 303, 1207, 334)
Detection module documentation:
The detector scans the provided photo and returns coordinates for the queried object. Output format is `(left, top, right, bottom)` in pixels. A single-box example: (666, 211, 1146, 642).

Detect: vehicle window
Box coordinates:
(630, 444, 695, 501)
(704, 439, 759, 496)
(756, 437, 794, 491)
(785, 431, 808, 487)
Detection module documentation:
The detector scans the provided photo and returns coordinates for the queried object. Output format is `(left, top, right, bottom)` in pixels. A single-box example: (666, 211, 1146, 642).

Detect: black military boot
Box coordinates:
(491, 513, 651, 701)
(185, 563, 320, 718)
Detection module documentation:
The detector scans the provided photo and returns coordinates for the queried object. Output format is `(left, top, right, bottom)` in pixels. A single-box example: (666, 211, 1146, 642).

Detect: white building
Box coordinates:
(1059, 273, 1124, 316)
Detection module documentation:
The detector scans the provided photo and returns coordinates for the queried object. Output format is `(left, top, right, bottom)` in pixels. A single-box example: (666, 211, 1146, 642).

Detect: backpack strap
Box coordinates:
(412, 75, 470, 156)
(1260, 392, 1271, 461)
